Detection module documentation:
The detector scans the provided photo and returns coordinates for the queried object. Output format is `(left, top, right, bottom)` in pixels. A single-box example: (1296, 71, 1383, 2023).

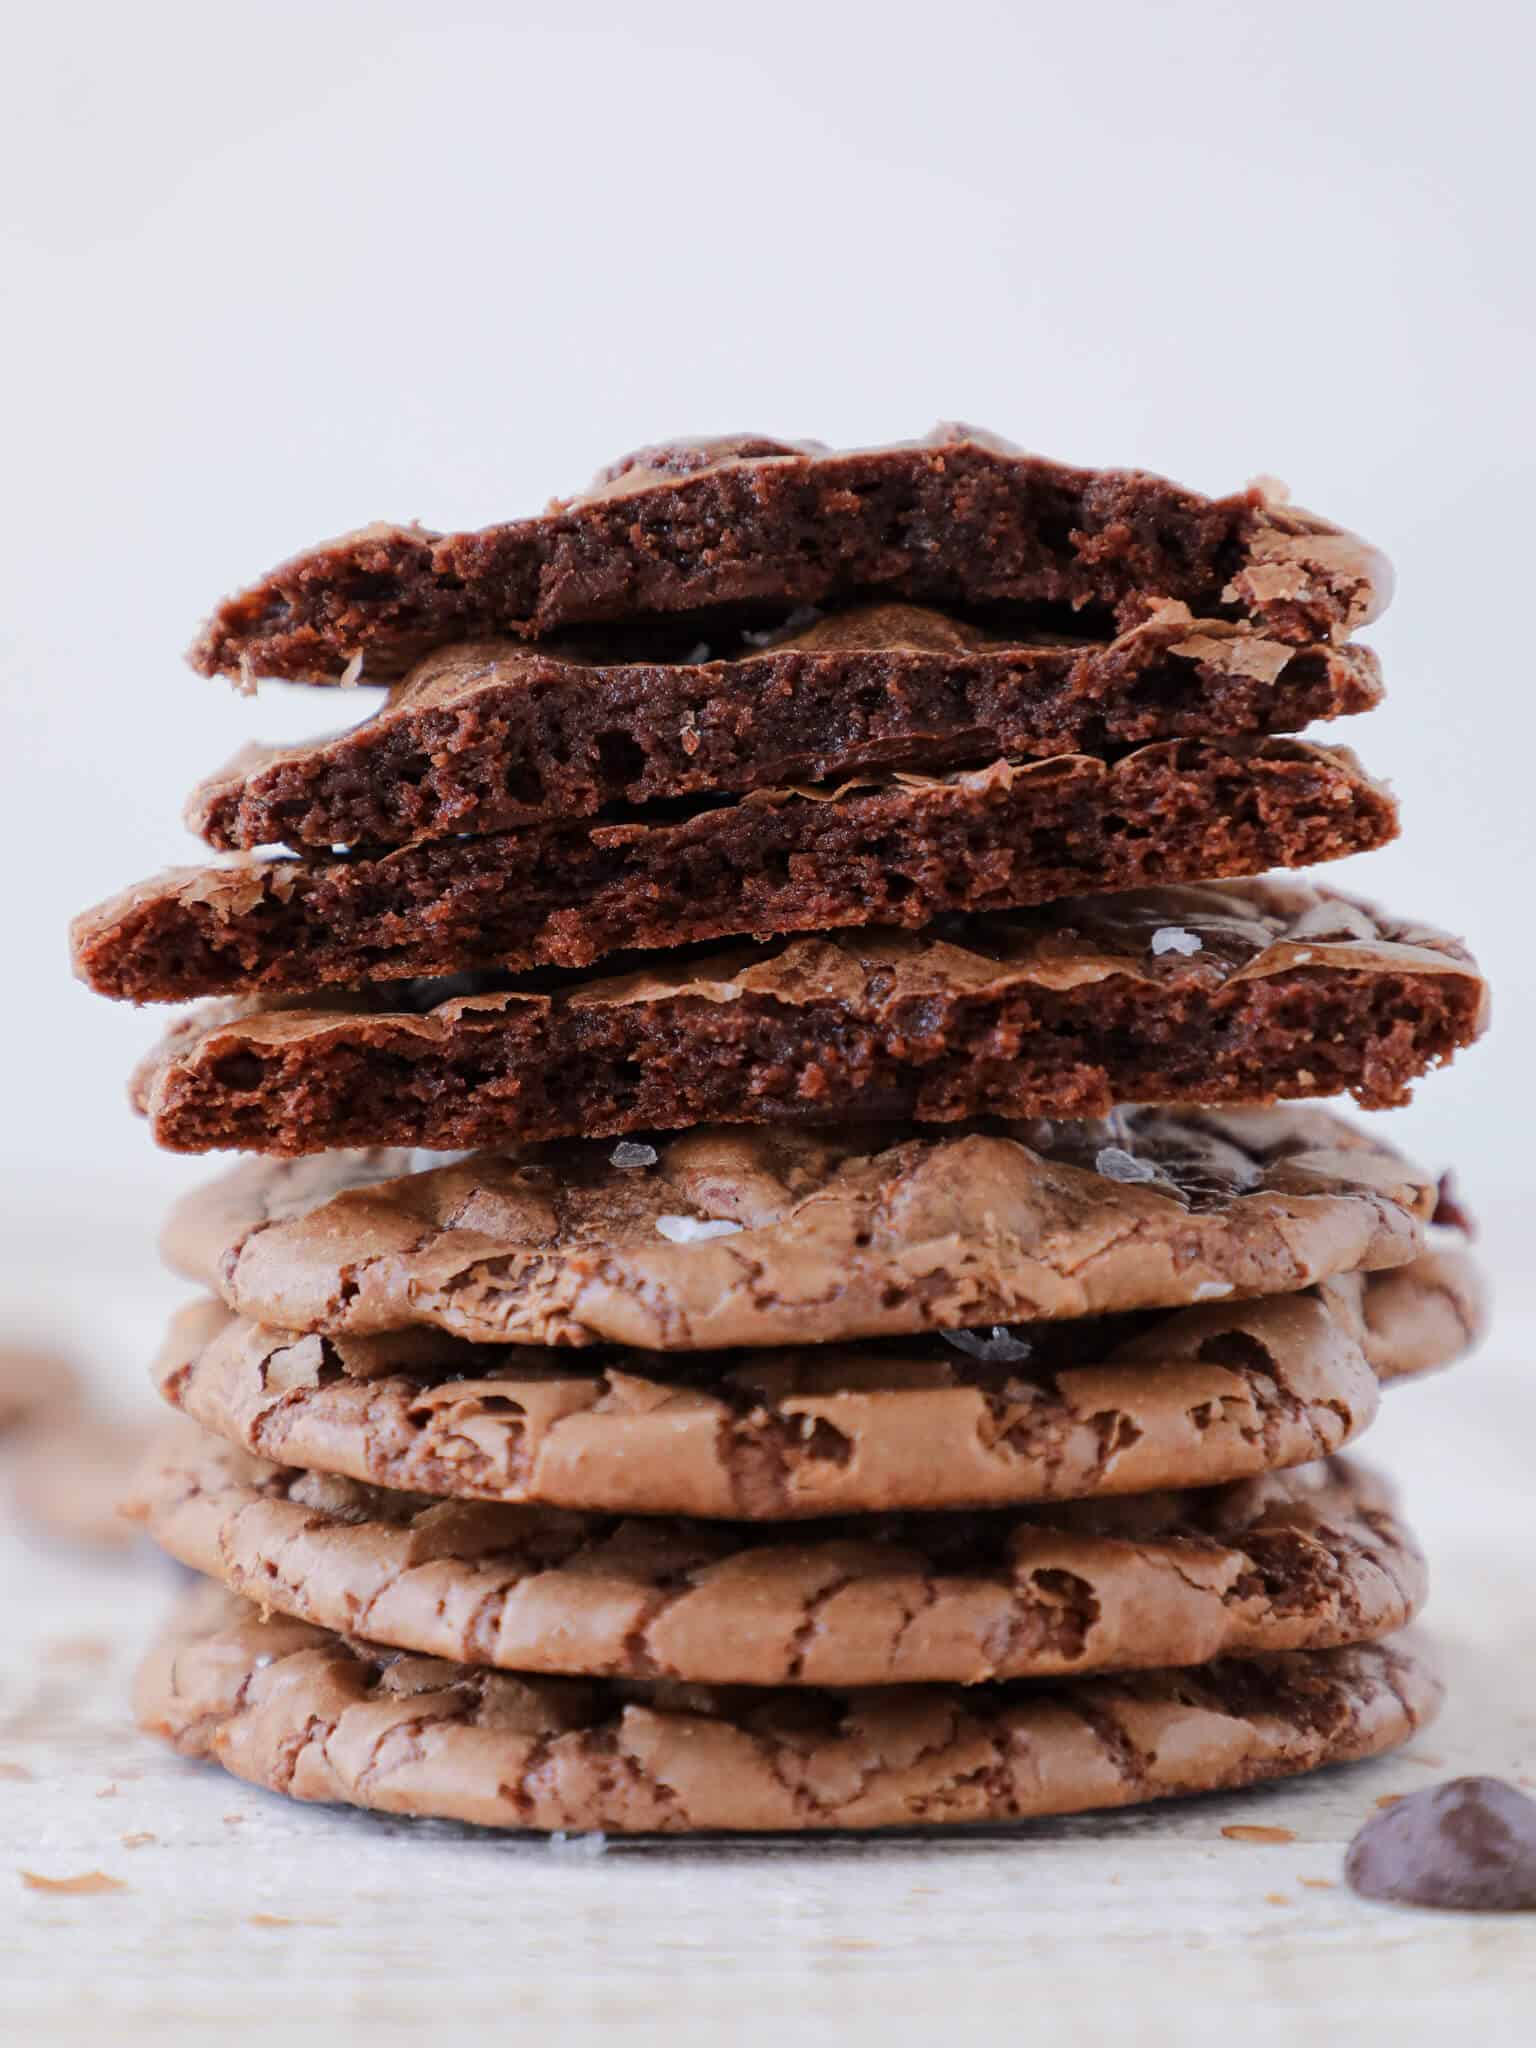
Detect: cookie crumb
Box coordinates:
(0, 1763, 35, 1783)
(1222, 1825, 1296, 1844)
(20, 1870, 128, 1895)
(44, 1637, 111, 1665)
(121, 1833, 156, 1850)
(1298, 1877, 1335, 1890)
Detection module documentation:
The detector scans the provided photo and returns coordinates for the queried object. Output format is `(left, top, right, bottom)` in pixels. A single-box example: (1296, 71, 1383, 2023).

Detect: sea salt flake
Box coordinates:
(1095, 1147, 1160, 1184)
(610, 1142, 659, 1170)
(1151, 927, 1203, 957)
(941, 1325, 1034, 1364)
(655, 1215, 743, 1244)
(1193, 1280, 1234, 1300)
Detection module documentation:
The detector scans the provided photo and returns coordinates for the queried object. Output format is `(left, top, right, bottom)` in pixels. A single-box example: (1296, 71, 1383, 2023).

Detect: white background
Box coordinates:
(2, 0, 1533, 1342)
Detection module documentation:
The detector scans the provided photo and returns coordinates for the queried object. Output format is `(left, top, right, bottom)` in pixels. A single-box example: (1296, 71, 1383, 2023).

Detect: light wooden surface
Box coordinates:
(1, 1245, 1532, 2046)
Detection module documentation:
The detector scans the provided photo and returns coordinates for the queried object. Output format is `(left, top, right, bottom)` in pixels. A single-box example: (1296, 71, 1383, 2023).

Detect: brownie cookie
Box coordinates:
(0, 1344, 79, 1431)
(75, 740, 1400, 1004)
(136, 1586, 1439, 1833)
(10, 1416, 158, 1552)
(188, 604, 1384, 849)
(188, 427, 1391, 684)
(130, 1428, 1425, 1686)
(149, 1252, 1482, 1516)
(128, 883, 1485, 1156)
(159, 1108, 1440, 1350)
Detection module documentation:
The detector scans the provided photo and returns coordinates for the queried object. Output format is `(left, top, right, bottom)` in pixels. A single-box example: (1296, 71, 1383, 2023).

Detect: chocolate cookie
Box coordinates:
(135, 1586, 1438, 1833)
(74, 740, 1399, 1005)
(159, 1107, 1440, 1350)
(128, 884, 1485, 1156)
(130, 1427, 1425, 1686)
(10, 1415, 158, 1552)
(188, 604, 1384, 849)
(188, 427, 1391, 685)
(148, 1252, 1482, 1516)
(0, 1344, 79, 1431)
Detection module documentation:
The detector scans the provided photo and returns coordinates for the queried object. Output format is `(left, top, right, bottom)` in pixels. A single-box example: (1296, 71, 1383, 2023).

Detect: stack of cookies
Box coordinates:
(74, 428, 1489, 1835)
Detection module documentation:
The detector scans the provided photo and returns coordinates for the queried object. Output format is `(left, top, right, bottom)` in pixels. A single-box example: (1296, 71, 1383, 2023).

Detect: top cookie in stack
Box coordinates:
(81, 427, 1491, 1837)
(76, 426, 1482, 1159)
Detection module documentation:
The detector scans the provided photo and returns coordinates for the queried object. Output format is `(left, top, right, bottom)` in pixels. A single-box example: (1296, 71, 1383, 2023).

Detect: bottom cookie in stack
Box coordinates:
(137, 1584, 1439, 1835)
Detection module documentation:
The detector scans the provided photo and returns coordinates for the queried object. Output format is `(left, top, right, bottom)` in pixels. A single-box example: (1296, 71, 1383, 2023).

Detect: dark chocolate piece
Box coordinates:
(1345, 1778, 1536, 1910)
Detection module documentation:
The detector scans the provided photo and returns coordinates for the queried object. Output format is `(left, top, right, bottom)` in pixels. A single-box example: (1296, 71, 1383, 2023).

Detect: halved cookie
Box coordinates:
(188, 427, 1391, 684)
(128, 884, 1485, 1155)
(74, 742, 1399, 1003)
(188, 605, 1383, 849)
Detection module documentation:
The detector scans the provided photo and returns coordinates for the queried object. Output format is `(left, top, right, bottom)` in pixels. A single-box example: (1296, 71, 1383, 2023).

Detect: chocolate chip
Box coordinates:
(1344, 1777, 1536, 1910)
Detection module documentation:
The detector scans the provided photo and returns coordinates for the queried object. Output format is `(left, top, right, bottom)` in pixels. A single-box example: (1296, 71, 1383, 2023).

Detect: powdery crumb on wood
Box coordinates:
(43, 1637, 111, 1665)
(20, 1870, 129, 1895)
(1221, 1825, 1296, 1844)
